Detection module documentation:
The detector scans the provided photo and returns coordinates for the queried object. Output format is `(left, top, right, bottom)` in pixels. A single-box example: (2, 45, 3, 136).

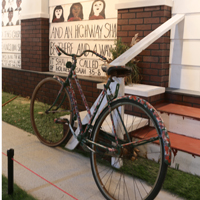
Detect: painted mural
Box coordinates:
(49, 0, 117, 77)
(2, 0, 22, 68)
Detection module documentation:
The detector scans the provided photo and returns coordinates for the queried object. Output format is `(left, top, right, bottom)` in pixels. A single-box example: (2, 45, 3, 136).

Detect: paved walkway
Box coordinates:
(2, 122, 184, 200)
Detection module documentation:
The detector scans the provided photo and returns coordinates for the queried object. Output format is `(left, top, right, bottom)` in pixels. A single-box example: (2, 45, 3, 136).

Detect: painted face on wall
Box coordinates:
(16, 0, 21, 8)
(55, 8, 62, 19)
(93, 1, 103, 16)
(2, 0, 6, 9)
(72, 4, 81, 18)
(8, 11, 13, 21)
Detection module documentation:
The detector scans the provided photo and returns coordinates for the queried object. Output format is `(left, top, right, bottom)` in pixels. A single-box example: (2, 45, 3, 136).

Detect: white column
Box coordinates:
(21, 0, 49, 20)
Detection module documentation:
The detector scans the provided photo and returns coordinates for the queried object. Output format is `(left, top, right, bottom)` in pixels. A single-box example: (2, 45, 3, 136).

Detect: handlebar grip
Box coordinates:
(55, 45, 62, 56)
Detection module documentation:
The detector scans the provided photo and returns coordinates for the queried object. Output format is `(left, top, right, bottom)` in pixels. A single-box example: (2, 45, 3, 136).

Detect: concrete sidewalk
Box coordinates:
(2, 122, 184, 200)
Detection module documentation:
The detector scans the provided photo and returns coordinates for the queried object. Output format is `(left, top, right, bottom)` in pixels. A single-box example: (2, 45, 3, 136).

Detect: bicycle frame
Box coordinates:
(51, 46, 171, 165)
(52, 57, 127, 153)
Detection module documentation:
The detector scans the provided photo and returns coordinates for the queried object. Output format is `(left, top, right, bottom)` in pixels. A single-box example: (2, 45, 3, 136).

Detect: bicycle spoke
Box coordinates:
(123, 173, 131, 200)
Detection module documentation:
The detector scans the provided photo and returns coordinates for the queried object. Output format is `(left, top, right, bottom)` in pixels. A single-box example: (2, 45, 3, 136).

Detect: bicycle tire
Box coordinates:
(30, 77, 74, 147)
(90, 98, 168, 200)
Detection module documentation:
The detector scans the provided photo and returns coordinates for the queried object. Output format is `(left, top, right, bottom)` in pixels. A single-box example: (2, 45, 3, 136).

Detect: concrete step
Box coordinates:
(61, 110, 88, 127)
(101, 114, 148, 133)
(63, 110, 148, 131)
(156, 103, 200, 139)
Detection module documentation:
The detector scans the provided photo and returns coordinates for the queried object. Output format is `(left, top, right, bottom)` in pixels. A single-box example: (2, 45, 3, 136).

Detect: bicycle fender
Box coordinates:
(113, 95, 172, 166)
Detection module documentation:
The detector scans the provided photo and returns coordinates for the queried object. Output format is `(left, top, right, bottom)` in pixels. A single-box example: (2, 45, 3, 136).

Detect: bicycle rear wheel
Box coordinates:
(90, 98, 168, 200)
(30, 77, 73, 147)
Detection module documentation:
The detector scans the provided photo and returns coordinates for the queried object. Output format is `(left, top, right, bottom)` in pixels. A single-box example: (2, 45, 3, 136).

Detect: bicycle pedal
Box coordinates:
(54, 118, 69, 124)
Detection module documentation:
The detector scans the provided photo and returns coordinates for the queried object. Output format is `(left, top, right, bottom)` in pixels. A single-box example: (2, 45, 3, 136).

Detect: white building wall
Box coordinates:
(21, 0, 49, 19)
(169, 0, 200, 92)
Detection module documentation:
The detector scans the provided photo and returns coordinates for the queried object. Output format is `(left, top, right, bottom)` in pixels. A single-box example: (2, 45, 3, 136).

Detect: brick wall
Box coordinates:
(2, 67, 166, 108)
(118, 5, 171, 87)
(21, 18, 49, 72)
(2, 68, 102, 111)
(165, 92, 200, 108)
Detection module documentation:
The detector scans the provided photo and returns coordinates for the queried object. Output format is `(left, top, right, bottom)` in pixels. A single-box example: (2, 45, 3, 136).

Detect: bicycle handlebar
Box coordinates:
(55, 45, 108, 62)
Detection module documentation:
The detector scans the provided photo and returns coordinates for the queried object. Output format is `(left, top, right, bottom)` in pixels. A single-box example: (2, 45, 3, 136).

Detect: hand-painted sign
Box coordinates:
(2, 53, 21, 68)
(49, 0, 117, 77)
(49, 19, 117, 40)
(50, 40, 114, 58)
(2, 0, 22, 68)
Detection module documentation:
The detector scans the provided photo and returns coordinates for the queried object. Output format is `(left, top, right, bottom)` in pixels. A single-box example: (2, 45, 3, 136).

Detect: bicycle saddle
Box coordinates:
(101, 64, 132, 77)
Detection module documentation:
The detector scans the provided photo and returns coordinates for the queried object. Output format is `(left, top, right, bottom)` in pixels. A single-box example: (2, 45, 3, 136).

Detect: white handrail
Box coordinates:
(110, 14, 185, 66)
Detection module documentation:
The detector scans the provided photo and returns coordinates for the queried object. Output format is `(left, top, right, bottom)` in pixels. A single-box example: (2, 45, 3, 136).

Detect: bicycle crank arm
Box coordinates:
(54, 118, 69, 124)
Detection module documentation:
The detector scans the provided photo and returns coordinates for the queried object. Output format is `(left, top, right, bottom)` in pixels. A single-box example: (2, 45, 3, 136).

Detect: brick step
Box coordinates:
(132, 126, 200, 157)
(156, 103, 200, 139)
(156, 103, 200, 120)
(168, 132, 200, 157)
(131, 126, 200, 175)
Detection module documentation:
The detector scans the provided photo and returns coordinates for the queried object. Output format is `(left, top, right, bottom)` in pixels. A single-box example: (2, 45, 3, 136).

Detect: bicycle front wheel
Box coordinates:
(30, 77, 73, 147)
(90, 98, 168, 200)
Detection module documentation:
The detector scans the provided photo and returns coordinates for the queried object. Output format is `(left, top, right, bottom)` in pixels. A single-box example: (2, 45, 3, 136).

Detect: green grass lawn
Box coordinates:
(2, 92, 34, 134)
(2, 91, 200, 200)
(2, 175, 37, 200)
(2, 92, 16, 105)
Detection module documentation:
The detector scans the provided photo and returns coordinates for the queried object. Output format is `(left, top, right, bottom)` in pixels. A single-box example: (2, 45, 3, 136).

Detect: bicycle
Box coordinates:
(30, 46, 171, 200)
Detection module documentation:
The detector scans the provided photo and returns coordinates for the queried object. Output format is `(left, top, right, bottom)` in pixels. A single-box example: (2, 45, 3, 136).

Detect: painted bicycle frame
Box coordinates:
(52, 46, 171, 165)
